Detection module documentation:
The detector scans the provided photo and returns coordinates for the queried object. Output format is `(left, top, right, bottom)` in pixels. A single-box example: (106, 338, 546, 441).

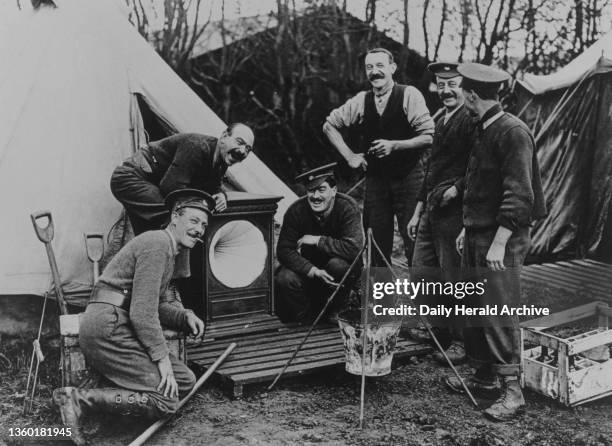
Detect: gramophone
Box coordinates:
(201, 191, 282, 323)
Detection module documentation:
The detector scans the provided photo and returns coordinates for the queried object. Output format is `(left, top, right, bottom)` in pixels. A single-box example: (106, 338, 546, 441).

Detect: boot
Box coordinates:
(53, 387, 163, 445)
(444, 373, 501, 399)
(433, 342, 467, 366)
(483, 377, 525, 421)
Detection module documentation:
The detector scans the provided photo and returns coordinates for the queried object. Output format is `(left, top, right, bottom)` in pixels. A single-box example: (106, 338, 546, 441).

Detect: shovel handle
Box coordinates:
(30, 211, 54, 243)
(84, 233, 105, 262)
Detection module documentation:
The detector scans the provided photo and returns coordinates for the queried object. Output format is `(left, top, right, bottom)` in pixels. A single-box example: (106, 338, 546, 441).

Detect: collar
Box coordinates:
(373, 81, 394, 98)
(312, 197, 335, 222)
(443, 104, 463, 124)
(164, 228, 179, 256)
(480, 104, 504, 130)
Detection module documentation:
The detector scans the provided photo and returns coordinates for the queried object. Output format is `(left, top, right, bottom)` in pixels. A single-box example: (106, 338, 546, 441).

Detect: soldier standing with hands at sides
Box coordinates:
(407, 62, 477, 365)
(323, 48, 434, 265)
(445, 63, 546, 421)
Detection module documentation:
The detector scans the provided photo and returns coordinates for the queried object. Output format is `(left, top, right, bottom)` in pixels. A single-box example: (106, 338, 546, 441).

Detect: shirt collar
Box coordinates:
(443, 104, 463, 124)
(312, 197, 335, 222)
(164, 228, 179, 256)
(373, 81, 394, 98)
(480, 104, 504, 130)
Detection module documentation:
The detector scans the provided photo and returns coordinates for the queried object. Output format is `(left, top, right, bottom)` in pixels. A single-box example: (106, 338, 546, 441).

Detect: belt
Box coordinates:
(89, 287, 131, 311)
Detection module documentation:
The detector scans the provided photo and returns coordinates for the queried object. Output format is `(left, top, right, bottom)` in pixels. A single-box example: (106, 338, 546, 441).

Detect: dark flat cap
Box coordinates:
(165, 188, 216, 214)
(296, 162, 337, 189)
(428, 62, 460, 79)
(457, 62, 510, 84)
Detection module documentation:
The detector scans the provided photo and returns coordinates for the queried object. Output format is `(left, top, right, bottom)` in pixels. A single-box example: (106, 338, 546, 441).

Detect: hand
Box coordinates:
(407, 213, 421, 241)
(156, 355, 178, 399)
(309, 267, 337, 286)
(456, 227, 465, 256)
(297, 235, 320, 249)
(368, 139, 395, 158)
(347, 153, 367, 170)
(439, 185, 458, 207)
(213, 193, 227, 212)
(185, 311, 205, 340)
(486, 241, 507, 271)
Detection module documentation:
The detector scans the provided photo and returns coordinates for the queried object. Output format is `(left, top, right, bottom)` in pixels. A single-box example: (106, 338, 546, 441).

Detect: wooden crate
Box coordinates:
(521, 301, 612, 406)
(188, 319, 431, 398)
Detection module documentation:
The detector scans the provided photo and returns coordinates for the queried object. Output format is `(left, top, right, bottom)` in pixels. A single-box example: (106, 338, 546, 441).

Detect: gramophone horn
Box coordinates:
(209, 220, 267, 288)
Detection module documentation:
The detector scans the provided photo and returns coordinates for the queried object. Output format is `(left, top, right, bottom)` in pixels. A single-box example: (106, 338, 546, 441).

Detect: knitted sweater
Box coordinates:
(96, 230, 189, 361)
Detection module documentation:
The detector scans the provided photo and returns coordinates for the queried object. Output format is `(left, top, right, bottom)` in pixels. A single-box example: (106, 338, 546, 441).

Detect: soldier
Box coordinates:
(53, 189, 210, 445)
(276, 163, 364, 322)
(323, 48, 434, 265)
(445, 63, 546, 421)
(110, 125, 254, 235)
(407, 62, 476, 365)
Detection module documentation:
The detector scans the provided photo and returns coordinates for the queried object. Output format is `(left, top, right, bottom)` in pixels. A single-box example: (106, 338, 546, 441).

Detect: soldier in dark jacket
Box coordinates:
(110, 124, 254, 235)
(444, 63, 546, 422)
(276, 163, 364, 322)
(407, 62, 477, 365)
(323, 48, 434, 265)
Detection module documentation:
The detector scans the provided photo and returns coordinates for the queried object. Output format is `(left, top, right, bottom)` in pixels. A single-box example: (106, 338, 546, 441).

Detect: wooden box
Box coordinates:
(521, 301, 612, 406)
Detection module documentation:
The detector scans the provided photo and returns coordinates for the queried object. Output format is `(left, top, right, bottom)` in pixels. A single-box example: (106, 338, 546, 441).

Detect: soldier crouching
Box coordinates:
(53, 189, 211, 445)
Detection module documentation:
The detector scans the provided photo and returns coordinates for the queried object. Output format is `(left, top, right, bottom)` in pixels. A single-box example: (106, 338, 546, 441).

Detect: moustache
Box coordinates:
(368, 73, 385, 81)
(441, 93, 457, 100)
(229, 148, 247, 161)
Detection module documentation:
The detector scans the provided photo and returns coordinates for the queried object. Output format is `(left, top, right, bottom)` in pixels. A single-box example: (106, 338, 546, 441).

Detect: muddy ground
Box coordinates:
(1, 277, 611, 445)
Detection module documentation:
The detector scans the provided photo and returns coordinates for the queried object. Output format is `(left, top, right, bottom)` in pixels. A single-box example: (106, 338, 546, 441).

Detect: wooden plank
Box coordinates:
(192, 337, 342, 364)
(520, 301, 601, 329)
(228, 343, 431, 385)
(521, 268, 609, 294)
(522, 357, 559, 400)
(567, 330, 612, 355)
(557, 343, 569, 405)
(522, 328, 563, 350)
(568, 359, 612, 405)
(221, 352, 348, 375)
(189, 327, 339, 353)
(216, 344, 344, 370)
(205, 320, 293, 338)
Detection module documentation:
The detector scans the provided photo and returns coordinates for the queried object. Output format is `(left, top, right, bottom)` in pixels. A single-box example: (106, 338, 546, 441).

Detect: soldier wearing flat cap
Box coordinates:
(323, 47, 434, 266)
(444, 63, 546, 421)
(406, 62, 477, 365)
(276, 163, 364, 322)
(53, 189, 210, 445)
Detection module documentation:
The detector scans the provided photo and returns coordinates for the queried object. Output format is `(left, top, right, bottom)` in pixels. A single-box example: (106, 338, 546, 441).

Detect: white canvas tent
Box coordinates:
(0, 0, 296, 296)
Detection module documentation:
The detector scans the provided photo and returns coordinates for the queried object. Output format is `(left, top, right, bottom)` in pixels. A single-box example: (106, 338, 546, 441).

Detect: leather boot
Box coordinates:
(483, 377, 525, 421)
(433, 342, 467, 366)
(53, 387, 164, 445)
(444, 373, 501, 399)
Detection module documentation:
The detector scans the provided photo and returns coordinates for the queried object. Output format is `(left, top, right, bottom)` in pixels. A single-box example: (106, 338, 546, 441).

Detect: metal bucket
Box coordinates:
(338, 310, 401, 376)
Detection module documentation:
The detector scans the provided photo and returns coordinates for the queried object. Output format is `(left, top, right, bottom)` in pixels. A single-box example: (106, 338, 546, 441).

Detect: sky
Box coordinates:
(3, 0, 611, 68)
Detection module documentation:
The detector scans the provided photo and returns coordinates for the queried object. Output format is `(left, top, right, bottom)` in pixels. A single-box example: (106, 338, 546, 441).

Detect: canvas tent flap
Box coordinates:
(516, 51, 612, 260)
(0, 0, 296, 296)
(518, 30, 612, 95)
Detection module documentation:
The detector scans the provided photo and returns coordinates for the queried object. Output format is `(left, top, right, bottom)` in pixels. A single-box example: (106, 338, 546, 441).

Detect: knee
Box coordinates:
(276, 267, 303, 291)
(325, 258, 350, 279)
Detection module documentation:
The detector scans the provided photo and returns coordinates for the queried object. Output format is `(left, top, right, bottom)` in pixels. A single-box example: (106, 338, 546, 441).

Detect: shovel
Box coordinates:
(84, 233, 104, 283)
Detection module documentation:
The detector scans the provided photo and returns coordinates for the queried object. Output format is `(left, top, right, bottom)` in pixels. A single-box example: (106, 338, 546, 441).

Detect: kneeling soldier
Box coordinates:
(53, 189, 210, 445)
(276, 163, 364, 322)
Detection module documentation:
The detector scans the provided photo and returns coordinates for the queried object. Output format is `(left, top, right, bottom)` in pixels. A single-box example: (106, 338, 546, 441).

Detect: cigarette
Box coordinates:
(195, 237, 204, 244)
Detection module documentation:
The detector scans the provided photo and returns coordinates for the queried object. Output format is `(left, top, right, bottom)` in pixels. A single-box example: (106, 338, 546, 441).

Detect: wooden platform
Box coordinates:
(187, 317, 431, 398)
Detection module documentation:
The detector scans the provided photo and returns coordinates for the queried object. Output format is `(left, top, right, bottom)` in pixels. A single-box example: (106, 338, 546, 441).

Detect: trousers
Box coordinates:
(461, 227, 530, 377)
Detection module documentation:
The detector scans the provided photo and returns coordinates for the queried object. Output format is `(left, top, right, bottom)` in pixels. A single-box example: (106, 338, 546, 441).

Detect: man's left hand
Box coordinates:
(486, 241, 507, 271)
(369, 139, 395, 158)
(297, 235, 321, 249)
(212, 193, 227, 212)
(185, 311, 205, 339)
(440, 185, 458, 207)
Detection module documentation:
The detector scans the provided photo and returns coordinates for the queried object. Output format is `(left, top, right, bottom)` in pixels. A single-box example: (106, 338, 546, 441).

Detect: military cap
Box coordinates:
(165, 188, 216, 214)
(457, 62, 510, 86)
(295, 162, 337, 189)
(427, 62, 460, 79)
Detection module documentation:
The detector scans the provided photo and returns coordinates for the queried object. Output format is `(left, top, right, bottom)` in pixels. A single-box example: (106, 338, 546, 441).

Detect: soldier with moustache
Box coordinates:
(445, 63, 546, 421)
(406, 62, 477, 365)
(276, 163, 364, 322)
(323, 48, 434, 265)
